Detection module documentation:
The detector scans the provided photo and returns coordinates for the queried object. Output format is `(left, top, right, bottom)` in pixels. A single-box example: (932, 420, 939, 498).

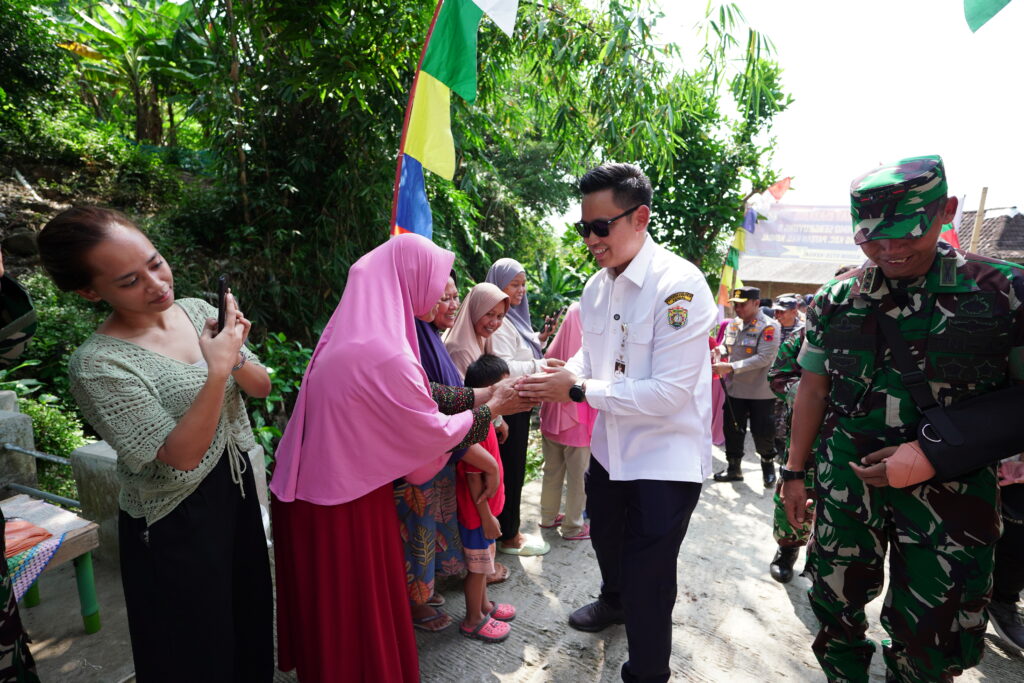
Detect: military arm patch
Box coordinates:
(667, 306, 688, 329)
(665, 292, 694, 305)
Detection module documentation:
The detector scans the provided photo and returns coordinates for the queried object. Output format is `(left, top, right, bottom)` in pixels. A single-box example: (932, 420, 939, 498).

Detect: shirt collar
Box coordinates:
(616, 233, 656, 288)
(853, 241, 972, 302)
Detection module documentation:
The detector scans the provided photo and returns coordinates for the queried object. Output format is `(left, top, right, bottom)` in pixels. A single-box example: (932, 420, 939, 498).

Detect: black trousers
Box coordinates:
(722, 395, 777, 461)
(586, 458, 702, 683)
(497, 410, 531, 543)
(994, 483, 1024, 604)
(119, 453, 274, 682)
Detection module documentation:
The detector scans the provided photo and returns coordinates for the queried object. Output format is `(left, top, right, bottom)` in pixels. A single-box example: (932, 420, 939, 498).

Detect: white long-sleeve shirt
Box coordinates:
(565, 234, 717, 482)
(490, 321, 547, 378)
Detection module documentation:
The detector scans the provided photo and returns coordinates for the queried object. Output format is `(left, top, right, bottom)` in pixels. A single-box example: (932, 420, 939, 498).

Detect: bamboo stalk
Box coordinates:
(969, 187, 988, 253)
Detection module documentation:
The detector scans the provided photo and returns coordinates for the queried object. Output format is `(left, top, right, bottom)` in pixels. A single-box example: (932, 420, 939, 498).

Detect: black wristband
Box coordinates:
(780, 465, 806, 482)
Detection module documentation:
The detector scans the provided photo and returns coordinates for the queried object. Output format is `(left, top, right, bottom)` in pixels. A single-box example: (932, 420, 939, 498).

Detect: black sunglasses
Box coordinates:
(574, 204, 644, 239)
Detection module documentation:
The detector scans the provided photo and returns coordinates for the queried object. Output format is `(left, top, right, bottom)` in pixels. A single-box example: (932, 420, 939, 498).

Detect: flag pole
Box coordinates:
(968, 186, 988, 253)
(389, 0, 447, 236)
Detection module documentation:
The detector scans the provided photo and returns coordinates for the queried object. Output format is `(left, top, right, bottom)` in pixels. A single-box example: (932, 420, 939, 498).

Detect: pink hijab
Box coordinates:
(270, 234, 476, 505)
(539, 303, 597, 445)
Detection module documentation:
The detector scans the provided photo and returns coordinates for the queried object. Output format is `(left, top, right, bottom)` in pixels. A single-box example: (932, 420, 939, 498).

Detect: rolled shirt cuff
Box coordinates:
(583, 378, 611, 411)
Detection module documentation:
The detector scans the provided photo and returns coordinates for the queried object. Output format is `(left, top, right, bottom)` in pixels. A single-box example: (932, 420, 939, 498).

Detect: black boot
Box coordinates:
(713, 458, 743, 482)
(770, 546, 800, 584)
(761, 457, 777, 488)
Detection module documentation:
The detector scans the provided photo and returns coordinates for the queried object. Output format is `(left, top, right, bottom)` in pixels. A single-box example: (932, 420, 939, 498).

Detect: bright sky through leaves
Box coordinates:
(657, 1, 1024, 213)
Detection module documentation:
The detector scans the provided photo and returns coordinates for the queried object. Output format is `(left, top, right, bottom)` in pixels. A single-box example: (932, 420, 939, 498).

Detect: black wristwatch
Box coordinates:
(568, 383, 586, 403)
(779, 465, 806, 482)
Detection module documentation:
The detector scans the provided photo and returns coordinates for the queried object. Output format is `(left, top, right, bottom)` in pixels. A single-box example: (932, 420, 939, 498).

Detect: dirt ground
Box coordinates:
(20, 437, 1024, 681)
(410, 443, 1024, 682)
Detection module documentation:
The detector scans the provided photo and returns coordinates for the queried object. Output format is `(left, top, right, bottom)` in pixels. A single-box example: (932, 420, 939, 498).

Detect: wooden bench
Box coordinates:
(3, 494, 101, 634)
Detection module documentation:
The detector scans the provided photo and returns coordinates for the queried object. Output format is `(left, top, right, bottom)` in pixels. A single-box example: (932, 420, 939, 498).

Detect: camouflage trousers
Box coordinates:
(772, 398, 789, 459)
(808, 449, 1000, 683)
(772, 467, 815, 547)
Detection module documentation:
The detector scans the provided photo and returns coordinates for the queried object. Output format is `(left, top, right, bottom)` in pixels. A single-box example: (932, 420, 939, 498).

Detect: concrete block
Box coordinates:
(0, 390, 17, 413)
(0, 410, 37, 494)
(70, 441, 120, 563)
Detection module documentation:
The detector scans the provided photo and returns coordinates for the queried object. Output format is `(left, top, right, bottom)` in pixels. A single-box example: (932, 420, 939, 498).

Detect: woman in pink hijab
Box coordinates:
(270, 235, 526, 682)
(538, 303, 597, 540)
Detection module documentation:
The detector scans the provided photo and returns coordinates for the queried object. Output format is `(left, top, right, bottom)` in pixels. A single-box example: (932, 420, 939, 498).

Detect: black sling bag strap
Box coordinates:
(872, 310, 965, 447)
(872, 309, 1024, 481)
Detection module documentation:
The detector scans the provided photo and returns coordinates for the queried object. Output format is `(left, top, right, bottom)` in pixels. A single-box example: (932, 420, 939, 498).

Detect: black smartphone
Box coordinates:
(216, 275, 229, 334)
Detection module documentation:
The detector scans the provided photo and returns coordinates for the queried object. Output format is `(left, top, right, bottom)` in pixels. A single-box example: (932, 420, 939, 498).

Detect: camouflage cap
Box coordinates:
(850, 155, 948, 244)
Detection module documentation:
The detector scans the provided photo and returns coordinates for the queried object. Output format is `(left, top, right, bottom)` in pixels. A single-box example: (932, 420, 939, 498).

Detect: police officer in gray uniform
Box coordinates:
(712, 286, 782, 487)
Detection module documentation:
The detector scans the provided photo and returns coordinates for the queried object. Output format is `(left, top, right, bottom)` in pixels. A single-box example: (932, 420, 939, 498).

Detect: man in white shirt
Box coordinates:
(518, 163, 716, 683)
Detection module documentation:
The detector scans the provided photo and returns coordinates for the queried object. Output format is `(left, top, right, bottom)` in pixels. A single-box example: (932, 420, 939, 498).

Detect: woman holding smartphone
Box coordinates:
(37, 206, 274, 682)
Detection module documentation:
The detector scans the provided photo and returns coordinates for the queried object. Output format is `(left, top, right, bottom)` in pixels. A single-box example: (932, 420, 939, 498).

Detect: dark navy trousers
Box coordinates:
(586, 458, 702, 683)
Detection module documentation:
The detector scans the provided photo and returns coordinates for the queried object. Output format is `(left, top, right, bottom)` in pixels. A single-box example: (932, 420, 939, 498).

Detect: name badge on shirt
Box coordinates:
(614, 323, 628, 377)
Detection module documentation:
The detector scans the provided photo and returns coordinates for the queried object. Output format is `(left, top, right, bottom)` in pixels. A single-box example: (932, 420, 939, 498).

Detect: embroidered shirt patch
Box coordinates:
(665, 292, 694, 305)
(763, 327, 775, 342)
(668, 306, 688, 329)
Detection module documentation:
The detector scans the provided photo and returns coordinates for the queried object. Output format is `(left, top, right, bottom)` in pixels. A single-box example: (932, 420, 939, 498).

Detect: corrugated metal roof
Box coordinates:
(958, 209, 1024, 263)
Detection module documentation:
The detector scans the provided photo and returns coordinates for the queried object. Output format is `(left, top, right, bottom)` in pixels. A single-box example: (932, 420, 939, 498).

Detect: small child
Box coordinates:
(457, 354, 516, 642)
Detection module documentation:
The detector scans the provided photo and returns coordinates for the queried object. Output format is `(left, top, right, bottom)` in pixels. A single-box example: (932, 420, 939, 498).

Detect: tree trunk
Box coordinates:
(224, 0, 251, 224)
(167, 100, 177, 147)
(146, 82, 162, 145)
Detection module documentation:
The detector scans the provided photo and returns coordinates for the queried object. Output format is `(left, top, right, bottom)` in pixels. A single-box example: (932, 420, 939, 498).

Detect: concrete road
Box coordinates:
(19, 439, 1024, 681)
(414, 444, 1024, 682)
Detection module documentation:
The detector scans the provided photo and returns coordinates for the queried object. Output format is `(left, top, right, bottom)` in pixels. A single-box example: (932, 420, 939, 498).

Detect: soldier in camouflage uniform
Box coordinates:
(769, 294, 805, 458)
(766, 308, 813, 584)
(781, 155, 1024, 682)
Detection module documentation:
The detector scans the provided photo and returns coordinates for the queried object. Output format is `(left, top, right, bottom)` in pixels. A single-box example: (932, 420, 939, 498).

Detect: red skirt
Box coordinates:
(273, 485, 419, 682)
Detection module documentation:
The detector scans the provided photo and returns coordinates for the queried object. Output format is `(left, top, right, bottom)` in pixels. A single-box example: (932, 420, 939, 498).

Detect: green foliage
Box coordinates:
(17, 273, 105, 411)
(0, 360, 42, 397)
(646, 5, 793, 278)
(0, 0, 72, 132)
(19, 395, 88, 458)
(5, 0, 790, 350)
(526, 254, 590, 328)
(19, 395, 86, 503)
(246, 332, 313, 462)
(525, 427, 543, 483)
(62, 0, 207, 145)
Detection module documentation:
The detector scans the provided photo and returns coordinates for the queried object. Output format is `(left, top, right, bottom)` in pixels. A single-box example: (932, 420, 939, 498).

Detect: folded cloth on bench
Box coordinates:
(4, 520, 52, 558)
(7, 534, 64, 602)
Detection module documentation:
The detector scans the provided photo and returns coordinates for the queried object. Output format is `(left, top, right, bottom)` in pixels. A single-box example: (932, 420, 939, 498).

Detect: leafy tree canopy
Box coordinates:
(10, 0, 791, 343)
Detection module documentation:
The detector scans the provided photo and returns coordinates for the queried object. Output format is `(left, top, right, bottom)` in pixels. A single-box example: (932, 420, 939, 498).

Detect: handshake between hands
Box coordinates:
(485, 360, 575, 417)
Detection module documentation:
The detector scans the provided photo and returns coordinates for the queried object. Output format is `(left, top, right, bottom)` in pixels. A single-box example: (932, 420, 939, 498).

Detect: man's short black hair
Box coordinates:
(579, 162, 653, 209)
(464, 353, 510, 389)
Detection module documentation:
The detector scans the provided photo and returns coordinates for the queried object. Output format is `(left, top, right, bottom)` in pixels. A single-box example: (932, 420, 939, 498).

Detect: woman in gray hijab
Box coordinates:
(486, 258, 557, 556)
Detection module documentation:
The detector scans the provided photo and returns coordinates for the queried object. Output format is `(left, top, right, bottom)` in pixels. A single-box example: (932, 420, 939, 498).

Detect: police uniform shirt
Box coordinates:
(723, 310, 782, 400)
(564, 234, 718, 482)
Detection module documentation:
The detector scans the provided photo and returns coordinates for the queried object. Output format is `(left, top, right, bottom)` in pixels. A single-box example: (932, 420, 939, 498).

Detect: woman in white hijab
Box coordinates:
(485, 259, 557, 556)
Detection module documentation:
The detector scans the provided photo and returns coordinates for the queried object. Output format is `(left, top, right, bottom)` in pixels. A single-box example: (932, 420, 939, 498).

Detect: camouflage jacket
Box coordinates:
(769, 326, 806, 407)
(798, 241, 1024, 456)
